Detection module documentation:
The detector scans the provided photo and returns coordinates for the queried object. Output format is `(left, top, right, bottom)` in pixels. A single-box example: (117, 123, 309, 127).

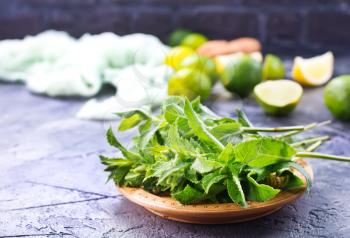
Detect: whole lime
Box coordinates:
(262, 54, 285, 80)
(168, 29, 192, 47)
(168, 68, 212, 101)
(179, 55, 217, 83)
(324, 75, 350, 121)
(221, 56, 262, 97)
(181, 33, 208, 50)
(164, 46, 195, 70)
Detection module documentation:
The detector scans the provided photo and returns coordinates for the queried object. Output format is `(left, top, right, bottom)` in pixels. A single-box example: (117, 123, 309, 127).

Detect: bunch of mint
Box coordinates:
(100, 96, 349, 207)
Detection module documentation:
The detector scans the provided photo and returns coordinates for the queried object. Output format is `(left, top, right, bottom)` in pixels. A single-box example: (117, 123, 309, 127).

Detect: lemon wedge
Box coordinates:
(291, 52, 334, 86)
(254, 80, 303, 116)
(215, 52, 262, 74)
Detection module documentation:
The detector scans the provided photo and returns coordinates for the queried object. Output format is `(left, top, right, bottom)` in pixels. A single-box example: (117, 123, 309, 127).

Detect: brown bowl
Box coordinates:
(118, 160, 313, 224)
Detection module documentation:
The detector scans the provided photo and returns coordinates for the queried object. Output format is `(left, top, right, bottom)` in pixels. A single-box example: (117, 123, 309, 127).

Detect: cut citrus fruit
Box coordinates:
(254, 80, 303, 116)
(291, 52, 334, 86)
(215, 52, 262, 74)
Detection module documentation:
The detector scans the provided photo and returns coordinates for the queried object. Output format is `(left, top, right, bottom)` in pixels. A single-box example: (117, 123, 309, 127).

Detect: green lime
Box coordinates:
(179, 54, 217, 84)
(262, 54, 285, 80)
(168, 29, 192, 47)
(324, 75, 350, 121)
(181, 33, 208, 50)
(254, 80, 303, 116)
(168, 68, 212, 101)
(221, 56, 262, 97)
(164, 46, 195, 70)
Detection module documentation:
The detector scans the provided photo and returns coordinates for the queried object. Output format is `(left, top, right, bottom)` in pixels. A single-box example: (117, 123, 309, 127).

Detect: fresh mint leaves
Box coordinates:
(100, 96, 350, 207)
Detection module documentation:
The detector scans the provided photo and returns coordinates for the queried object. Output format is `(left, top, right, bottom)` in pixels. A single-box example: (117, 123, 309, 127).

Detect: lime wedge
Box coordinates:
(254, 80, 303, 116)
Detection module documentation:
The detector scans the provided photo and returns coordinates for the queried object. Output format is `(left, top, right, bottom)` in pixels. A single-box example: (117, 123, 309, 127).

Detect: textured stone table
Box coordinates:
(1, 57, 350, 237)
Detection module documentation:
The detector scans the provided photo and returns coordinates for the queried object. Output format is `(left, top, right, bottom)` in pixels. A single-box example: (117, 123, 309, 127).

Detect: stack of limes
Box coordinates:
(164, 45, 215, 101)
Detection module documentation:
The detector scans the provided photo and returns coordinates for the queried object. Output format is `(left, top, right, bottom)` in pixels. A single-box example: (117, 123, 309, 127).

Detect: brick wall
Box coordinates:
(1, 0, 350, 53)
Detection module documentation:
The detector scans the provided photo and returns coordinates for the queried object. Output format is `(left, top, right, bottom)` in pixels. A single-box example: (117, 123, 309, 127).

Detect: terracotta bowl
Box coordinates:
(118, 160, 313, 224)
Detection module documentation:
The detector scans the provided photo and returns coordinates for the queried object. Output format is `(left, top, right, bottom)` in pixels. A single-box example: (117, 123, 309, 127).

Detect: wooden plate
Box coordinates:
(118, 160, 313, 224)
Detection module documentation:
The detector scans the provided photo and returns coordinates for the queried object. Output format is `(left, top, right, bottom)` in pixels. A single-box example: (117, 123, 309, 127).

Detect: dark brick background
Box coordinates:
(1, 0, 350, 53)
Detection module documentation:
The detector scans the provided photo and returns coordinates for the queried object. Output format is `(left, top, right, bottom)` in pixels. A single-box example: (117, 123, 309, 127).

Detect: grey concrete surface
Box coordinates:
(1, 66, 350, 237)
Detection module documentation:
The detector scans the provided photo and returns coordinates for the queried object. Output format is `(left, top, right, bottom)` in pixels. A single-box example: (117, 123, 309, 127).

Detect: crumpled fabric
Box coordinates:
(0, 30, 171, 119)
(0, 30, 76, 82)
(77, 65, 173, 120)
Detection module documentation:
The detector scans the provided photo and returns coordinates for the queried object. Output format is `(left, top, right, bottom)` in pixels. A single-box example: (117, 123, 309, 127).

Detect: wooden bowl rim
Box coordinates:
(118, 159, 313, 214)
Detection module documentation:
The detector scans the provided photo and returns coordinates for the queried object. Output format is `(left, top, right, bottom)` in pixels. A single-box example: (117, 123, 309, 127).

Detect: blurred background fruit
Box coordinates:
(168, 68, 212, 101)
(215, 52, 263, 74)
(324, 75, 350, 121)
(181, 33, 208, 50)
(179, 54, 217, 84)
(164, 46, 195, 70)
(168, 28, 192, 47)
(262, 54, 285, 80)
(220, 56, 262, 97)
(254, 80, 303, 116)
(197, 38, 261, 58)
(292, 52, 334, 86)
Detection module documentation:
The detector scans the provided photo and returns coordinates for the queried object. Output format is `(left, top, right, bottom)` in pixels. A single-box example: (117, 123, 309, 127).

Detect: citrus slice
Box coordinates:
(254, 80, 303, 116)
(215, 52, 262, 74)
(291, 52, 334, 86)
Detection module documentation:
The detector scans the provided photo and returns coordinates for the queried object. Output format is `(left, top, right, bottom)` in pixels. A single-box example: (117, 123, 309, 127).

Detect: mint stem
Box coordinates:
(243, 125, 306, 132)
(305, 140, 323, 152)
(295, 152, 350, 162)
(275, 120, 331, 138)
(291, 136, 330, 147)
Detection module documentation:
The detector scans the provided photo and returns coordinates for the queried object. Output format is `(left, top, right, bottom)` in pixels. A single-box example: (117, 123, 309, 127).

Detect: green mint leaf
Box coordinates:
(210, 123, 242, 145)
(110, 167, 130, 185)
(202, 172, 227, 194)
(217, 143, 235, 163)
(227, 175, 247, 207)
(106, 127, 142, 161)
(266, 169, 304, 190)
(272, 161, 311, 191)
(191, 156, 222, 174)
(115, 107, 152, 119)
(118, 113, 143, 131)
(234, 137, 296, 167)
(99, 155, 133, 167)
(184, 99, 224, 151)
(139, 121, 166, 149)
(172, 185, 205, 205)
(161, 96, 185, 113)
(164, 104, 184, 124)
(124, 171, 144, 187)
(166, 123, 195, 153)
(247, 172, 280, 202)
